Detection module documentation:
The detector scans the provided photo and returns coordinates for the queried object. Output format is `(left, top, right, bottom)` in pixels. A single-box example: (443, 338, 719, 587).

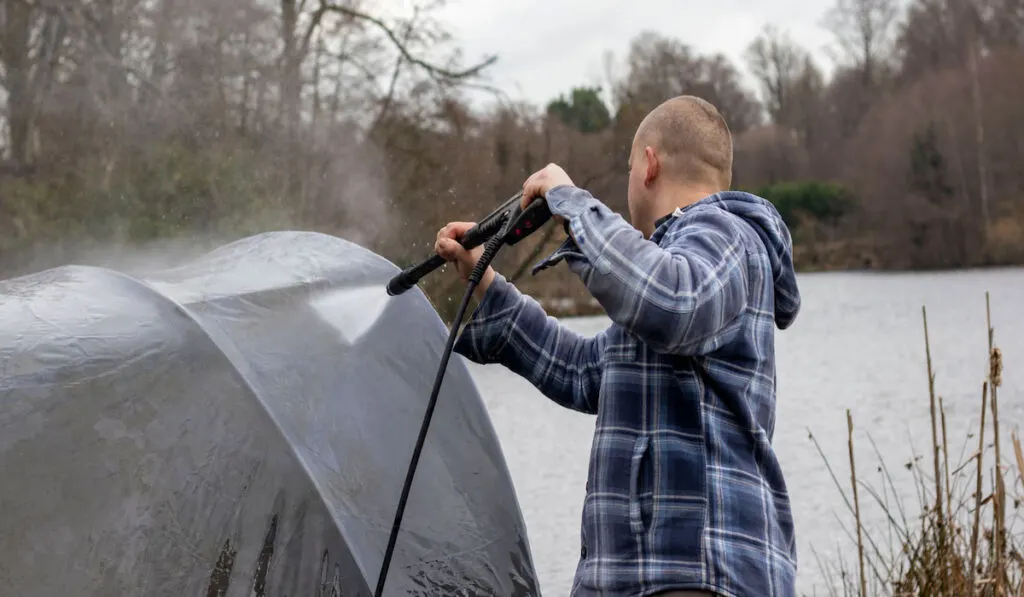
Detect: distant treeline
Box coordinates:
(1, 1, 1022, 310)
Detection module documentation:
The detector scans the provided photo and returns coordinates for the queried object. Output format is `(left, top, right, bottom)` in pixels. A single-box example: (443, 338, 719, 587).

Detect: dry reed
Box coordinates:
(806, 293, 1022, 596)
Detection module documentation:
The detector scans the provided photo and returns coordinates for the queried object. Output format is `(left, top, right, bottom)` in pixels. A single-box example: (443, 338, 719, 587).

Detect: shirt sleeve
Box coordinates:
(543, 184, 749, 356)
(454, 273, 606, 414)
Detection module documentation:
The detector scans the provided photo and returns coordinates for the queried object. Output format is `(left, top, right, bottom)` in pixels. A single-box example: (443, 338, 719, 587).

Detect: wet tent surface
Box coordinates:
(0, 231, 540, 596)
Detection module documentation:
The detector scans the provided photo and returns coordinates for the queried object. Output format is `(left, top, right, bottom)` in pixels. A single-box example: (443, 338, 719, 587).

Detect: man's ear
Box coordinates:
(643, 146, 659, 187)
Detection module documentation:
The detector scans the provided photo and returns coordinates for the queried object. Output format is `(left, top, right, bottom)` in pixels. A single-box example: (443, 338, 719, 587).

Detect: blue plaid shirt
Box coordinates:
(454, 186, 802, 597)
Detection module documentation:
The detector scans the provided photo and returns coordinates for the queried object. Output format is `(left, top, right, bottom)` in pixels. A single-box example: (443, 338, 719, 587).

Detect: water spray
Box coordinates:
(375, 191, 552, 596)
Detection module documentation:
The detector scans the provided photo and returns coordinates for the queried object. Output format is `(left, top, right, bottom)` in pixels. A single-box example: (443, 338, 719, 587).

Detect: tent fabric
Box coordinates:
(0, 231, 540, 596)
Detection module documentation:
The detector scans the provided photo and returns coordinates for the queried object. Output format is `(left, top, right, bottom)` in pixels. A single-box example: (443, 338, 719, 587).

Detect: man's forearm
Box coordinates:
(472, 267, 495, 301)
(455, 273, 604, 414)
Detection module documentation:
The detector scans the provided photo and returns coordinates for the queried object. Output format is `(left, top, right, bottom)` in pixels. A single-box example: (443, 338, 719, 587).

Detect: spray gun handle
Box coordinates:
(384, 193, 551, 296)
(501, 198, 552, 246)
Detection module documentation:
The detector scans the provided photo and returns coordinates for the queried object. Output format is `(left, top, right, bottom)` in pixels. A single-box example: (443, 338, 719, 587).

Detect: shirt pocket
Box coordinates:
(629, 434, 651, 535)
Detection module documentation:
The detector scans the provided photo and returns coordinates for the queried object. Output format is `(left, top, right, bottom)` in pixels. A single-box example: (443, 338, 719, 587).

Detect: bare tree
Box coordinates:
(822, 0, 899, 85)
(611, 31, 763, 135)
(0, 0, 67, 167)
(1, 3, 1023, 297)
(744, 24, 807, 126)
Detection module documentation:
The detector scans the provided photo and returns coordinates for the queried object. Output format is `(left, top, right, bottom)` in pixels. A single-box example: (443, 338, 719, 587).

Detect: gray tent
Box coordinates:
(0, 231, 540, 596)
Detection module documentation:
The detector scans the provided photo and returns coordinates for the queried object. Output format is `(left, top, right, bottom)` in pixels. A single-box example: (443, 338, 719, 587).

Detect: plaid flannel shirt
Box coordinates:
(454, 186, 802, 597)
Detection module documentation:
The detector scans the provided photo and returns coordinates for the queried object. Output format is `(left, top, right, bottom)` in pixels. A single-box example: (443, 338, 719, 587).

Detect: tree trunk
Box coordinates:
(3, 0, 35, 166)
(280, 0, 301, 137)
(967, 20, 991, 234)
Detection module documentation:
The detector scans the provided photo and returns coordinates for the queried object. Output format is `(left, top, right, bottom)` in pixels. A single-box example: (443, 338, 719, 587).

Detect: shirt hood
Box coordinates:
(687, 190, 801, 330)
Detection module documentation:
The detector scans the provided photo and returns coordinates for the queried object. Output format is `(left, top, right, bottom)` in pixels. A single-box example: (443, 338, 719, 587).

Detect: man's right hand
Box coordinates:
(435, 222, 496, 297)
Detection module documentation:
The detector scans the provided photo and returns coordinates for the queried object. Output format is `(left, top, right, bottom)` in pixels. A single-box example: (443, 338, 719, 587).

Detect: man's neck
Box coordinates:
(660, 185, 720, 213)
(644, 185, 721, 236)
(653, 211, 676, 231)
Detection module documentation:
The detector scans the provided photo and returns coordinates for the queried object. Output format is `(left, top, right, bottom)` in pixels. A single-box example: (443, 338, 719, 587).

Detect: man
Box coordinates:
(435, 95, 802, 597)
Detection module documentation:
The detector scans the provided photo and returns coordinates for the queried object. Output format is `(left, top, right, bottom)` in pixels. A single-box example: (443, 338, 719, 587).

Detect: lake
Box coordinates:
(463, 268, 1024, 596)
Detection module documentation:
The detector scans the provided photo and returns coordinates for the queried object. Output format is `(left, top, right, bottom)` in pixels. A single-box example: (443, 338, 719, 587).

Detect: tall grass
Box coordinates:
(808, 293, 1023, 596)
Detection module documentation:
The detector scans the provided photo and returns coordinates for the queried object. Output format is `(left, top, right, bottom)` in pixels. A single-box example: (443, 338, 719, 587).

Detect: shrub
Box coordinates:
(745, 180, 856, 230)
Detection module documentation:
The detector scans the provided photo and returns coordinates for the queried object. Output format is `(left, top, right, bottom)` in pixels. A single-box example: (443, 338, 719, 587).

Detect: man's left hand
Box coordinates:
(521, 163, 574, 210)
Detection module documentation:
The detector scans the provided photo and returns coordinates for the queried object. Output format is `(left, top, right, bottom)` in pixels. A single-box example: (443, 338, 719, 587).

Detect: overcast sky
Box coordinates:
(430, 0, 841, 109)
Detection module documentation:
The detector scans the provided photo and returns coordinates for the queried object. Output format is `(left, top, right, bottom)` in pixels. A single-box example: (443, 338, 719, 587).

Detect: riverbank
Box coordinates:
(522, 241, 1024, 319)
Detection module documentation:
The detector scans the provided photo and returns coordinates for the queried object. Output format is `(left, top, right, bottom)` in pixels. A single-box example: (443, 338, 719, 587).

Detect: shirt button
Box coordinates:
(581, 544, 587, 558)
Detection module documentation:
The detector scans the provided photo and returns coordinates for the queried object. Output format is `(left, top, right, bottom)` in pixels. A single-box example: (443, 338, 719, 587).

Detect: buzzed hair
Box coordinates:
(634, 95, 733, 189)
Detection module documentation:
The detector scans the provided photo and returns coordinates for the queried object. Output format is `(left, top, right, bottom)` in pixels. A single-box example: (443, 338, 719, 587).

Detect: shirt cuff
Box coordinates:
(531, 235, 585, 276)
(544, 185, 597, 220)
(475, 271, 515, 313)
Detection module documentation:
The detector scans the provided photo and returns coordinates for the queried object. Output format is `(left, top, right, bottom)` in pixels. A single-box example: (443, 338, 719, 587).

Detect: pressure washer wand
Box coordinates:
(386, 191, 548, 296)
(374, 196, 552, 596)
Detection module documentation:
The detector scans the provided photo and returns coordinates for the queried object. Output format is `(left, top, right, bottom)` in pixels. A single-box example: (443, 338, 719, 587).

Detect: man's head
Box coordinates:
(626, 95, 733, 237)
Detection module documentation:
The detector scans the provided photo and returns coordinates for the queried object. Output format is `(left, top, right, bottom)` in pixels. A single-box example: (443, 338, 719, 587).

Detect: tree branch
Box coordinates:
(318, 1, 497, 81)
(371, 7, 419, 131)
(299, 3, 334, 64)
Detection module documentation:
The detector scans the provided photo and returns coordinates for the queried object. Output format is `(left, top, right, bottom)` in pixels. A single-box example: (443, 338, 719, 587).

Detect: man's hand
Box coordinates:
(435, 221, 496, 297)
(521, 164, 574, 227)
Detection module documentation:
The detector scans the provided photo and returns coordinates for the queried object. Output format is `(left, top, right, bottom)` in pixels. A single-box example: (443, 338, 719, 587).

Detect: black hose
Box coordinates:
(373, 222, 509, 597)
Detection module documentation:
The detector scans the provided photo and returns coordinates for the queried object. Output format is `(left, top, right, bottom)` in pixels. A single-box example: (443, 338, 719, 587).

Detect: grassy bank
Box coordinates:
(808, 294, 1022, 596)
